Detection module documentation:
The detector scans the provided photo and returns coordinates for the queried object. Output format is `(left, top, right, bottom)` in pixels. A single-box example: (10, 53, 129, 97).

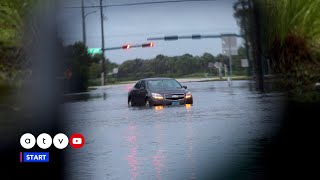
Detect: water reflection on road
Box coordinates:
(127, 123, 139, 180)
(63, 80, 284, 180)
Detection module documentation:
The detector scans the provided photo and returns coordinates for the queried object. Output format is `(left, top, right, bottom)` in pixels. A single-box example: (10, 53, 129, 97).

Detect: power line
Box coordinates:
(64, 0, 217, 9)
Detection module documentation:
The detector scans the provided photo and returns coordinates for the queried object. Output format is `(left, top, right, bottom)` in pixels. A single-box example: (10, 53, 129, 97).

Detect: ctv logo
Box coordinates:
(20, 133, 85, 149)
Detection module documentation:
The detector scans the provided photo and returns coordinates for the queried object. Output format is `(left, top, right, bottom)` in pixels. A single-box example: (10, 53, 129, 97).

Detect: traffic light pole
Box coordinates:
(147, 34, 242, 41)
(102, 43, 153, 51)
(148, 33, 240, 87)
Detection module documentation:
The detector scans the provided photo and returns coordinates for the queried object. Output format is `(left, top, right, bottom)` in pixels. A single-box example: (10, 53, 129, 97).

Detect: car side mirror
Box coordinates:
(183, 86, 187, 89)
(140, 86, 145, 90)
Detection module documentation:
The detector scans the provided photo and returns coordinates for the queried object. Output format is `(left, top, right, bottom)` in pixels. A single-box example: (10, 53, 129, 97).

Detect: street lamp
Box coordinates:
(81, 0, 96, 45)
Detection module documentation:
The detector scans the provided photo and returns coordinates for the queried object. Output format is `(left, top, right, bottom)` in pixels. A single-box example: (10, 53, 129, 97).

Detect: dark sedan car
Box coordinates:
(128, 78, 193, 106)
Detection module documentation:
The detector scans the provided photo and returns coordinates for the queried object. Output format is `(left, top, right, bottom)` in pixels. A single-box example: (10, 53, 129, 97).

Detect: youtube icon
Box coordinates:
(69, 133, 85, 149)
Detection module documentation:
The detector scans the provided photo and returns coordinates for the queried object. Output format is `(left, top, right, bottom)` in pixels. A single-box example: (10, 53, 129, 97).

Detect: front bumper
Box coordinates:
(149, 97, 193, 106)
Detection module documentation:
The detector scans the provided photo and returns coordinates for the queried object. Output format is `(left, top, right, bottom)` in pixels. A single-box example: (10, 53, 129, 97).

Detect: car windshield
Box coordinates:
(147, 79, 182, 90)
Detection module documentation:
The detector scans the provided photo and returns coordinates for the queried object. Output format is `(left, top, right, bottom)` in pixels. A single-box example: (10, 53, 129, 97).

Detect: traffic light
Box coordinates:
(164, 36, 178, 41)
(122, 44, 131, 49)
(141, 42, 154, 48)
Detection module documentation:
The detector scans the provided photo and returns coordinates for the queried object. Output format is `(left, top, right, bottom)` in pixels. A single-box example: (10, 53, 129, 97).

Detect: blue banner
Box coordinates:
(23, 152, 49, 163)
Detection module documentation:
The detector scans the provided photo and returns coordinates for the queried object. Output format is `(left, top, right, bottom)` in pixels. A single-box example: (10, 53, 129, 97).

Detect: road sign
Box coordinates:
(241, 59, 249, 67)
(221, 36, 238, 55)
(108, 68, 119, 75)
(214, 62, 222, 68)
(88, 48, 102, 54)
(223, 49, 238, 56)
(208, 62, 215, 68)
(222, 36, 237, 48)
(112, 68, 118, 74)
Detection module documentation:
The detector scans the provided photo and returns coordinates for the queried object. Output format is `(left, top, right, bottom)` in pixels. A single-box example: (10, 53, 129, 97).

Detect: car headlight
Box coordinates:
(185, 92, 192, 99)
(151, 93, 164, 100)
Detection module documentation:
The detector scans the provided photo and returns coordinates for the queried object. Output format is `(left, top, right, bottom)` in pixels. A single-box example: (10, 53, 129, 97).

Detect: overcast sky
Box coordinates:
(58, 0, 240, 64)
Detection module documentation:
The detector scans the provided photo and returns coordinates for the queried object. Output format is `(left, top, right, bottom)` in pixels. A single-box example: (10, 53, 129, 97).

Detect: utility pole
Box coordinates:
(100, 0, 106, 85)
(241, 0, 252, 76)
(81, 0, 86, 45)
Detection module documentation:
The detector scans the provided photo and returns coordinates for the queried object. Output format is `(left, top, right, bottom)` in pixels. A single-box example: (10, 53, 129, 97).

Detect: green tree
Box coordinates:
(88, 54, 119, 84)
(0, 0, 35, 87)
(64, 42, 91, 92)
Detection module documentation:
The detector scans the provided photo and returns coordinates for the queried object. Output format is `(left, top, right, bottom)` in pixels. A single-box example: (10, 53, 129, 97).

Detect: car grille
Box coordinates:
(164, 94, 185, 100)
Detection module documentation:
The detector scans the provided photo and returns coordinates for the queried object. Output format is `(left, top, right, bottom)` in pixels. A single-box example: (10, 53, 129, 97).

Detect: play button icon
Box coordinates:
(69, 133, 85, 149)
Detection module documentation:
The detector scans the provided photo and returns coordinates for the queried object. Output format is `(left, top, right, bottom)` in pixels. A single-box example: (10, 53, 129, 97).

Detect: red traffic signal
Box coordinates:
(122, 44, 131, 49)
(142, 42, 154, 48)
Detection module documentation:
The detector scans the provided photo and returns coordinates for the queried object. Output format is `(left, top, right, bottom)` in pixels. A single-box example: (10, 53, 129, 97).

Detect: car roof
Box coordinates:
(141, 77, 174, 81)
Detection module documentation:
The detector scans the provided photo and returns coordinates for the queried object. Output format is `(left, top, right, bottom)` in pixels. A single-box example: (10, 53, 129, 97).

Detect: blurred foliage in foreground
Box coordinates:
(234, 0, 320, 102)
(0, 0, 35, 93)
(0, 0, 114, 93)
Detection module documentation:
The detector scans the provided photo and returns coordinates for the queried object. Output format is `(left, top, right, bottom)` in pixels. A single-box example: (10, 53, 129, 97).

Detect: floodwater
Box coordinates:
(63, 80, 284, 180)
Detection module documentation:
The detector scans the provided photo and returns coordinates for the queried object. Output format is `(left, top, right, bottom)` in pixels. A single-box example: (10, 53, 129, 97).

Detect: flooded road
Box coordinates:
(63, 80, 284, 180)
